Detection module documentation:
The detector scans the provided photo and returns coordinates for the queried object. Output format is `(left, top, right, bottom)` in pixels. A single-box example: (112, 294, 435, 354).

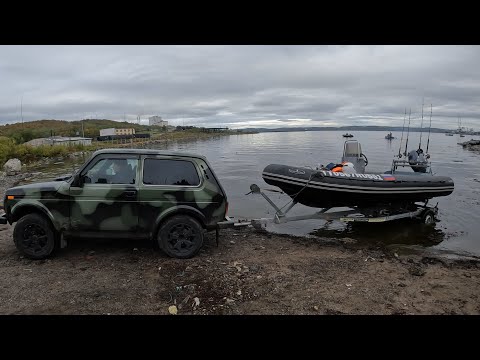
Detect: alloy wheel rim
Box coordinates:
(22, 224, 49, 254)
(167, 224, 198, 255)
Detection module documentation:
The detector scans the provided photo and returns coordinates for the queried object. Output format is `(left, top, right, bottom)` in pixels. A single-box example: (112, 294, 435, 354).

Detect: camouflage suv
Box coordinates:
(0, 149, 228, 259)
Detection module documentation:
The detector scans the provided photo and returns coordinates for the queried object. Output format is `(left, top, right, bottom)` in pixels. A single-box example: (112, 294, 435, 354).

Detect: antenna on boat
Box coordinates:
(398, 108, 407, 158)
(404, 108, 412, 156)
(419, 98, 424, 149)
(426, 104, 433, 155)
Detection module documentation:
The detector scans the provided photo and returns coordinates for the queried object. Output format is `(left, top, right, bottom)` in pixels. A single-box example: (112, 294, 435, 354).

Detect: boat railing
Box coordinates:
(390, 158, 432, 174)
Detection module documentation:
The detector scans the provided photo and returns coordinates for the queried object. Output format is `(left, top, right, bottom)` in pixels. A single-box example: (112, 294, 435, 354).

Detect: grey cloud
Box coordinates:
(1, 45, 480, 129)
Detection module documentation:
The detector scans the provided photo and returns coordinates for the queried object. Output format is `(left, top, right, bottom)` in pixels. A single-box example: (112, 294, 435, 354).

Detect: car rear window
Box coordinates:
(143, 159, 200, 186)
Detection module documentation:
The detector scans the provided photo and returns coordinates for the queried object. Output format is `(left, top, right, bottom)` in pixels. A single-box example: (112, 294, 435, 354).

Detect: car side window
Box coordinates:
(83, 159, 109, 184)
(84, 158, 138, 184)
(143, 159, 200, 186)
(110, 159, 138, 184)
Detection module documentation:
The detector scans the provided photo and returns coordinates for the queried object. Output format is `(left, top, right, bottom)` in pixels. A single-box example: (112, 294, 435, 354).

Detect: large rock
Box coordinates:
(4, 158, 22, 176)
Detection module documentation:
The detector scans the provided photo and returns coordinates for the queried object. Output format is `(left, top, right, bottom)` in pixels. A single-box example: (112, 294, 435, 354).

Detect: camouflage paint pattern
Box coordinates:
(3, 149, 227, 239)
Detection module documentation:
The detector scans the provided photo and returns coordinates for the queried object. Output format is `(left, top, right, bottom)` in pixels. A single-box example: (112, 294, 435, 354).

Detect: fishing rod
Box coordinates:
(426, 104, 432, 155)
(404, 108, 412, 156)
(418, 98, 424, 149)
(398, 108, 407, 158)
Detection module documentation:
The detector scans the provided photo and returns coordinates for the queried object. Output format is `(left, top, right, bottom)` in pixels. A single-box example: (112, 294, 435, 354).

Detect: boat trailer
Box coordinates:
(217, 183, 439, 232)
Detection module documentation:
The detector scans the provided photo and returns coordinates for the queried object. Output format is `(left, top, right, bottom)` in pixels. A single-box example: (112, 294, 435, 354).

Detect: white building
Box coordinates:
(25, 136, 92, 147)
(149, 116, 168, 127)
(100, 128, 116, 136)
(100, 128, 135, 136)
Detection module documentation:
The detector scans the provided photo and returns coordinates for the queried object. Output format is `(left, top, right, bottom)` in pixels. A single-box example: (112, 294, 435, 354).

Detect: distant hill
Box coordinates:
(0, 119, 151, 143)
(240, 126, 451, 133)
(0, 120, 464, 145)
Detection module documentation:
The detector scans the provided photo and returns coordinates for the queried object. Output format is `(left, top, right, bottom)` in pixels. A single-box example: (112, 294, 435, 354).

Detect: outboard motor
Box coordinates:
(342, 140, 368, 174)
(408, 148, 428, 173)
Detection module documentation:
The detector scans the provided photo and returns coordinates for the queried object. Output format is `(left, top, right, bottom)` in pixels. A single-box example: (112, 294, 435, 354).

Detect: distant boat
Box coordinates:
(445, 133, 454, 136)
(342, 133, 354, 138)
(385, 132, 395, 140)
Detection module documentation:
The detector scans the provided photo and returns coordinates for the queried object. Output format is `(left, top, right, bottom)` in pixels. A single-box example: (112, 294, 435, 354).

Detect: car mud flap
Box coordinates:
(60, 232, 68, 248)
(215, 228, 219, 247)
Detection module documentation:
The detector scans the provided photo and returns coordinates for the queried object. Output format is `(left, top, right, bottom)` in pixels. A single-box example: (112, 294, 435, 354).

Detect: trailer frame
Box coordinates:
(216, 183, 439, 233)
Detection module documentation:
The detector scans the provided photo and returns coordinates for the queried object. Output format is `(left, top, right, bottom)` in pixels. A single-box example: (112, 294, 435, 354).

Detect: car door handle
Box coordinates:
(123, 190, 137, 198)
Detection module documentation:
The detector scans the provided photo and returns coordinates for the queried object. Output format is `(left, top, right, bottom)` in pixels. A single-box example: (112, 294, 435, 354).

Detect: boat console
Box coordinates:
(341, 140, 368, 174)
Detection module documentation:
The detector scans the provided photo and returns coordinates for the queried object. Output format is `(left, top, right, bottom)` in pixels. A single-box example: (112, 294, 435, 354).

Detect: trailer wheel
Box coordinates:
(421, 209, 436, 225)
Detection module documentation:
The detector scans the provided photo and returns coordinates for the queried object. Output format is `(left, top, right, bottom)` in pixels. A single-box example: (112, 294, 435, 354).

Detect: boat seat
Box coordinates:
(343, 141, 362, 157)
(342, 140, 366, 174)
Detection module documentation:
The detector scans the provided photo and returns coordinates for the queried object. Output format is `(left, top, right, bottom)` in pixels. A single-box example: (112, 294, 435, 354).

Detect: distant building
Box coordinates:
(149, 116, 168, 127)
(100, 128, 116, 136)
(25, 136, 92, 147)
(116, 128, 135, 136)
(200, 127, 229, 133)
(100, 128, 135, 136)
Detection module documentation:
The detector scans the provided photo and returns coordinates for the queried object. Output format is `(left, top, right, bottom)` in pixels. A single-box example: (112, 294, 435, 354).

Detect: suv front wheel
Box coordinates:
(13, 213, 56, 259)
(158, 215, 204, 259)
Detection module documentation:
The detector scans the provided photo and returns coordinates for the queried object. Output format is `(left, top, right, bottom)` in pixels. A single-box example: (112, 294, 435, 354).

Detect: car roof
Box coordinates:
(91, 148, 207, 161)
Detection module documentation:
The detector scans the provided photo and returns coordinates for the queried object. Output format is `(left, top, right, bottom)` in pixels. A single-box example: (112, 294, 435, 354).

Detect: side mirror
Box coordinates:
(72, 174, 84, 187)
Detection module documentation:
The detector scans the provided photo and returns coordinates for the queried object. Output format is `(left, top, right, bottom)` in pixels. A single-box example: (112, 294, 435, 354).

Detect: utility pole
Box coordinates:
(21, 97, 23, 125)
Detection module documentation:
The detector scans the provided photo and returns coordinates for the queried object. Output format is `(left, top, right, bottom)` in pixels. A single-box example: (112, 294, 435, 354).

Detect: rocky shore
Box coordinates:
(458, 139, 480, 153)
(0, 225, 479, 315)
(0, 171, 29, 207)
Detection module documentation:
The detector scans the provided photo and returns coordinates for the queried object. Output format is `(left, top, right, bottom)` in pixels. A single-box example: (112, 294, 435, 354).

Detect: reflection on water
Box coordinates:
(310, 219, 448, 249)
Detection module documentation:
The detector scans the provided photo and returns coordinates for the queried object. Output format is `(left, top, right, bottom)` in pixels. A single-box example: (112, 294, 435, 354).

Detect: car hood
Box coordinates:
(54, 173, 73, 181)
(5, 181, 66, 198)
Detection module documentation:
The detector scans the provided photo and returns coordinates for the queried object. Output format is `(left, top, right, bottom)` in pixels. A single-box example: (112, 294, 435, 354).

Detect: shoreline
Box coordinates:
(2, 131, 480, 262)
(1, 131, 245, 199)
(1, 130, 251, 168)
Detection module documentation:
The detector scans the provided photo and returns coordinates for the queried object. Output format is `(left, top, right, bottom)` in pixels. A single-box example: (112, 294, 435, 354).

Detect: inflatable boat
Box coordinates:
(262, 140, 454, 208)
(262, 164, 454, 208)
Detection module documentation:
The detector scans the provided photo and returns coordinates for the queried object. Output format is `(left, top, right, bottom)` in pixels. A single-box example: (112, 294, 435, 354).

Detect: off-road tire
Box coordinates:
(13, 213, 56, 259)
(158, 215, 204, 259)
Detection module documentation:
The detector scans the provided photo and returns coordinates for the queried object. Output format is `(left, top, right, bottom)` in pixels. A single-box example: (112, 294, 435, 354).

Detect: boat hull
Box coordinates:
(262, 164, 454, 208)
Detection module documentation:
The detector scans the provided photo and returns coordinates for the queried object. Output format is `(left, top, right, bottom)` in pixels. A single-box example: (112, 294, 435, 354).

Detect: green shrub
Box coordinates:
(0, 137, 16, 166)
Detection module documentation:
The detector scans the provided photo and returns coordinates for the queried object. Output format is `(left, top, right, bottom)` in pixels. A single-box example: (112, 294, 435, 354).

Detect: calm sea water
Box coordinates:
(26, 130, 480, 257)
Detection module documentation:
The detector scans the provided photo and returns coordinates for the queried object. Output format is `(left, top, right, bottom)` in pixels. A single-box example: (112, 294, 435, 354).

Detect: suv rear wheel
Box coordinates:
(158, 215, 204, 259)
(13, 213, 56, 259)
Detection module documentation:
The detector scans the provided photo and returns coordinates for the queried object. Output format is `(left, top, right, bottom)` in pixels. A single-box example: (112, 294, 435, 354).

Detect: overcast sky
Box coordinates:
(0, 45, 479, 129)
